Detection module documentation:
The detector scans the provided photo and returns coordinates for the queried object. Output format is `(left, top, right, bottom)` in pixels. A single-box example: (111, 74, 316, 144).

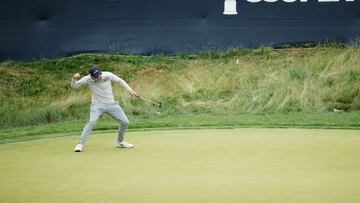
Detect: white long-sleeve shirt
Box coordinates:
(71, 72, 132, 104)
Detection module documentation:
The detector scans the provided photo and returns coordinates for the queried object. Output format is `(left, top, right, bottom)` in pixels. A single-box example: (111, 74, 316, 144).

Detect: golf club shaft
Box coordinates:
(136, 95, 161, 107)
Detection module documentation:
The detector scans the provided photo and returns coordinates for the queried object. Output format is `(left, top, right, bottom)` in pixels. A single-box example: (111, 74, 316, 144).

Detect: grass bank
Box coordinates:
(0, 46, 359, 141)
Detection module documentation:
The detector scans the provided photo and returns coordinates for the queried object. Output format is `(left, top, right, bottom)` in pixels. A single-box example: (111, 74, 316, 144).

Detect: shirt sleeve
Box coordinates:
(71, 76, 88, 89)
(110, 72, 133, 92)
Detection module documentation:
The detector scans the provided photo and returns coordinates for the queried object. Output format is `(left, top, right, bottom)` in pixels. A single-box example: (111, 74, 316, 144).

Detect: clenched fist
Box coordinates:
(73, 73, 80, 80)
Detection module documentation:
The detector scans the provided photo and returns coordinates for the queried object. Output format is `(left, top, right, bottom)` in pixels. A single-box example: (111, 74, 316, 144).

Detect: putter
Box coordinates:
(136, 95, 162, 108)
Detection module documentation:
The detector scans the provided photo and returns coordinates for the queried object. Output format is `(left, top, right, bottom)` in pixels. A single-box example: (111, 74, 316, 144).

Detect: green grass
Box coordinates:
(1, 129, 360, 203)
(1, 46, 360, 128)
(0, 46, 360, 143)
(1, 112, 359, 144)
(1, 45, 359, 202)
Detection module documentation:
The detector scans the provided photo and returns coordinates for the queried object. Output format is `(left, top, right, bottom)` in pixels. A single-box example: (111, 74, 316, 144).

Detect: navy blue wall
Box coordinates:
(0, 0, 359, 60)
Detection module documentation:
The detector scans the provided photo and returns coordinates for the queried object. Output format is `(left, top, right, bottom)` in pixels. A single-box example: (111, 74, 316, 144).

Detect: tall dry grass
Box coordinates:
(125, 47, 360, 114)
(1, 47, 359, 127)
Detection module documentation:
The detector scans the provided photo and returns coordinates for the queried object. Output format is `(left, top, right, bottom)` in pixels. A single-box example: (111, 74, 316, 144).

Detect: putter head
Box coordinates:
(159, 102, 162, 108)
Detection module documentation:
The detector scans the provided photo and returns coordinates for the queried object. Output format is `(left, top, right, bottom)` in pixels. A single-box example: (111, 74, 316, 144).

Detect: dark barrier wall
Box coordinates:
(1, 0, 359, 60)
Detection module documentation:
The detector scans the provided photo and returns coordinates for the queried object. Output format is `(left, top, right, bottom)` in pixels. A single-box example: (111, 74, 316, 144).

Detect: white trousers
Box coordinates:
(79, 102, 129, 144)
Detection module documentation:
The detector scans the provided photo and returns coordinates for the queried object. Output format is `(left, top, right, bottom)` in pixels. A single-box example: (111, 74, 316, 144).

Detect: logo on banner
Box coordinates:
(223, 0, 356, 15)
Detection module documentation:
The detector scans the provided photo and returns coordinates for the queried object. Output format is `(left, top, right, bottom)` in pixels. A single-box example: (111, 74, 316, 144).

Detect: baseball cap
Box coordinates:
(88, 65, 102, 78)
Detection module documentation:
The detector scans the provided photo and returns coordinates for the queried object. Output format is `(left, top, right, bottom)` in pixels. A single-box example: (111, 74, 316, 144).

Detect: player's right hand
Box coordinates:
(130, 90, 138, 97)
(73, 73, 80, 80)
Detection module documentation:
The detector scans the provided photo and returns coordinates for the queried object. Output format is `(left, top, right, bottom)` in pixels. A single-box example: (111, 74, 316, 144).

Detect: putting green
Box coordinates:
(0, 128, 360, 203)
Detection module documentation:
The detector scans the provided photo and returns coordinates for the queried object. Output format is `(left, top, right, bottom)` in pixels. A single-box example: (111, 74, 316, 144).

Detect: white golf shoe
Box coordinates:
(116, 141, 134, 148)
(74, 143, 83, 152)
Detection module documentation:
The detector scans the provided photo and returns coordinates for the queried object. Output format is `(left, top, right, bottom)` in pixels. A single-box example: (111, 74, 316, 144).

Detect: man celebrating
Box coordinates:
(71, 65, 137, 152)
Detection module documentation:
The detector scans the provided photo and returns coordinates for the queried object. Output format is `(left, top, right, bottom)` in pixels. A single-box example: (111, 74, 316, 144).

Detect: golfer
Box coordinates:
(71, 65, 137, 152)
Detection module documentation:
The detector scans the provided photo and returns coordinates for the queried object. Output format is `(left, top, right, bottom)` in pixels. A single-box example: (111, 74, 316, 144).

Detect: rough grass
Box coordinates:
(0, 46, 360, 128)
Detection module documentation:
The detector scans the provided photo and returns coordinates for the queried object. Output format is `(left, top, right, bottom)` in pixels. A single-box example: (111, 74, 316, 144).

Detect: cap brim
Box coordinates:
(91, 71, 102, 78)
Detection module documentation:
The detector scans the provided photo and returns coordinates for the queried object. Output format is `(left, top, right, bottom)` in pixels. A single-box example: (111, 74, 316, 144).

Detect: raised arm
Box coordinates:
(71, 73, 88, 89)
(110, 73, 137, 96)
